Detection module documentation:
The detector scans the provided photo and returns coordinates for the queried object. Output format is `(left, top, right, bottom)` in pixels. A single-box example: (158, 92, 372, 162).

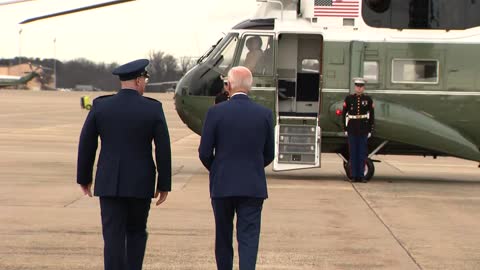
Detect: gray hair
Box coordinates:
(227, 66, 253, 91)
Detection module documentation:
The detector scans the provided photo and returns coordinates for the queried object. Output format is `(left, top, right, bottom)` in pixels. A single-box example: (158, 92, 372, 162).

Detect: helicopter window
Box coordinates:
(364, 0, 391, 13)
(364, 61, 379, 83)
(238, 35, 274, 76)
(187, 34, 239, 97)
(209, 34, 239, 73)
(301, 59, 320, 73)
(202, 34, 237, 64)
(362, 0, 480, 30)
(197, 38, 223, 64)
(392, 59, 438, 84)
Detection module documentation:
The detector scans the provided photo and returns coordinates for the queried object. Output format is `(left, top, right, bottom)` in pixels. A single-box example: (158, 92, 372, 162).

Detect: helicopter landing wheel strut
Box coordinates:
(343, 159, 375, 181)
(338, 140, 389, 182)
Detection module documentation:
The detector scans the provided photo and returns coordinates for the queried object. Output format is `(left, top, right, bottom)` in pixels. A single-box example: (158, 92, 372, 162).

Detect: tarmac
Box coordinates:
(0, 90, 480, 270)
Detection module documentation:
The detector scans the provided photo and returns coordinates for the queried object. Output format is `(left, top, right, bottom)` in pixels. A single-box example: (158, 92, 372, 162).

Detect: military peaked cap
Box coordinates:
(112, 59, 150, 81)
(352, 77, 367, 85)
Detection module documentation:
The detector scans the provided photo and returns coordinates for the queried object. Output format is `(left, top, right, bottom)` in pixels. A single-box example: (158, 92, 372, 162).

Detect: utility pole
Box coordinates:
(17, 28, 22, 89)
(53, 37, 57, 89)
(18, 28, 22, 66)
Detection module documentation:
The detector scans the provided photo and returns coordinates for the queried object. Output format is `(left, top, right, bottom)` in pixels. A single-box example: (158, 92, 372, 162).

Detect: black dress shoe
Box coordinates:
(360, 178, 368, 183)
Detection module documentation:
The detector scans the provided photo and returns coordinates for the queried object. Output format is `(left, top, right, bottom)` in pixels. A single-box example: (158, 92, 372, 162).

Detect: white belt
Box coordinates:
(348, 114, 369, 119)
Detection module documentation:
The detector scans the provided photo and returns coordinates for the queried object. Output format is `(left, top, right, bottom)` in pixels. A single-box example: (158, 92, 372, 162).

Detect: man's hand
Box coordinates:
(368, 133, 371, 138)
(80, 183, 92, 197)
(344, 131, 348, 136)
(154, 190, 169, 206)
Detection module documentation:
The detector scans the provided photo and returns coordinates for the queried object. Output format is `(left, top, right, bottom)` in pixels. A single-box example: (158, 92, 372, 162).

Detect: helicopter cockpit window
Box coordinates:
(197, 38, 222, 64)
(209, 34, 239, 73)
(187, 34, 239, 97)
(238, 35, 274, 76)
(364, 61, 379, 83)
(392, 59, 438, 84)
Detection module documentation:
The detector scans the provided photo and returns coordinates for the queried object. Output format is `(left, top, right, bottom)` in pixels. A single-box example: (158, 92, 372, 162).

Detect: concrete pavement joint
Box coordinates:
(173, 165, 184, 176)
(339, 166, 423, 268)
(63, 195, 84, 208)
(351, 182, 423, 270)
(383, 160, 405, 173)
(172, 133, 198, 144)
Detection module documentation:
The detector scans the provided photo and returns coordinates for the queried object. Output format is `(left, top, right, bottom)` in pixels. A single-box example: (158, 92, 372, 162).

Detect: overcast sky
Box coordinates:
(0, 0, 257, 64)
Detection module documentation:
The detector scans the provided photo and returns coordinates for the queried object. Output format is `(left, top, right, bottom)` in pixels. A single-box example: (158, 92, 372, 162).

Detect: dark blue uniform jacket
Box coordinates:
(342, 93, 375, 135)
(198, 94, 274, 199)
(77, 89, 171, 198)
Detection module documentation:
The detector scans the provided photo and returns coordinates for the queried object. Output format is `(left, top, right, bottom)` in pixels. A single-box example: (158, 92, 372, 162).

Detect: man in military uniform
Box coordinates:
(342, 77, 375, 182)
(77, 59, 171, 270)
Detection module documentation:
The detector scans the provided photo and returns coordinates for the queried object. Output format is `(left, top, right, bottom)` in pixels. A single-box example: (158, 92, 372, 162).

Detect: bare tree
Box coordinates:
(148, 50, 181, 83)
(163, 54, 178, 81)
(179, 56, 196, 76)
(148, 50, 166, 83)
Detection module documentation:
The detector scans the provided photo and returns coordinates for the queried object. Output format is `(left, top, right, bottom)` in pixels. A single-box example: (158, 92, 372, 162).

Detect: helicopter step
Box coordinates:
(273, 117, 321, 171)
(278, 123, 317, 165)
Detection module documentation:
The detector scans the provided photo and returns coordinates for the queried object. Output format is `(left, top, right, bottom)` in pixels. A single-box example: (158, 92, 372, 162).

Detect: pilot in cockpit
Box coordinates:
(243, 36, 263, 73)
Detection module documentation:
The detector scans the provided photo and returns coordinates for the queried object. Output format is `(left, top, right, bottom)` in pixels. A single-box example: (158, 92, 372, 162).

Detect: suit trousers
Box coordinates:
(348, 134, 368, 178)
(211, 197, 264, 270)
(100, 197, 151, 270)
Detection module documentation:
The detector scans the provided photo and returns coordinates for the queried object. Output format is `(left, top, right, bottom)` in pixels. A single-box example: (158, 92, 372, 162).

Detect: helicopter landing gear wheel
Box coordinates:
(364, 158, 375, 181)
(343, 158, 375, 182)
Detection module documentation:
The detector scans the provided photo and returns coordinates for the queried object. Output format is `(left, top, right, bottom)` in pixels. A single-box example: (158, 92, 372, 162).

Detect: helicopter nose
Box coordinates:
(174, 90, 187, 119)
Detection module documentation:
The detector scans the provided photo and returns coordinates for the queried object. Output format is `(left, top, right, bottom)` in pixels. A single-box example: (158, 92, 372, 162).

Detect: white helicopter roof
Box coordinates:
(239, 0, 480, 44)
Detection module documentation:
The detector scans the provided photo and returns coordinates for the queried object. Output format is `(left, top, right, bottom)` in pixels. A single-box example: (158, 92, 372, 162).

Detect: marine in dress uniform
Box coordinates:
(342, 77, 375, 182)
(76, 59, 171, 270)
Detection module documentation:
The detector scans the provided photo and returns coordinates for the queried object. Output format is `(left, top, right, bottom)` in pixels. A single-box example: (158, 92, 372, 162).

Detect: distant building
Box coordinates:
(75, 84, 94, 91)
(74, 85, 102, 91)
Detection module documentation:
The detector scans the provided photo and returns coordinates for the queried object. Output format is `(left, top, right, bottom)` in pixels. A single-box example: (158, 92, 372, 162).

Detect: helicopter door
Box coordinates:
(274, 34, 323, 171)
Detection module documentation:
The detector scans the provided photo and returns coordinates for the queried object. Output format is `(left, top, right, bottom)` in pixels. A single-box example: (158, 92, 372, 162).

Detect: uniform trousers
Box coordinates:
(100, 197, 151, 270)
(348, 134, 368, 178)
(211, 197, 264, 270)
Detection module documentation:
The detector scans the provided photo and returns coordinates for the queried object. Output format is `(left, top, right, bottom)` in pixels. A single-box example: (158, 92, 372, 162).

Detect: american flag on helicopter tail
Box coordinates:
(314, 0, 360, 18)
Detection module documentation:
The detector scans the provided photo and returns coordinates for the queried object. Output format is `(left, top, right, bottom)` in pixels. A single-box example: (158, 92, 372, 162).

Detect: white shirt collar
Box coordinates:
(230, 92, 248, 97)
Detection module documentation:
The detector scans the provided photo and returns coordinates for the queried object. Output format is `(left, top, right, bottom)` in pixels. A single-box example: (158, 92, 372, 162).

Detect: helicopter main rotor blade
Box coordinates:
(19, 0, 135, 24)
(0, 0, 35, 6)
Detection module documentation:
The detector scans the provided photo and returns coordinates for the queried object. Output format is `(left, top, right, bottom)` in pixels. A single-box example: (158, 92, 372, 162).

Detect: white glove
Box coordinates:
(368, 133, 371, 138)
(344, 131, 348, 136)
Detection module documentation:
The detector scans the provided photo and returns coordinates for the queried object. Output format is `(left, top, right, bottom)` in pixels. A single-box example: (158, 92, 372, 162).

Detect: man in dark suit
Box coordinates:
(77, 59, 171, 270)
(198, 66, 274, 270)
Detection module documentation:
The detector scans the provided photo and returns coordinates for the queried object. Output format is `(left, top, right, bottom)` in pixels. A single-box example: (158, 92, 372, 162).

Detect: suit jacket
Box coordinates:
(77, 89, 171, 198)
(198, 94, 274, 199)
